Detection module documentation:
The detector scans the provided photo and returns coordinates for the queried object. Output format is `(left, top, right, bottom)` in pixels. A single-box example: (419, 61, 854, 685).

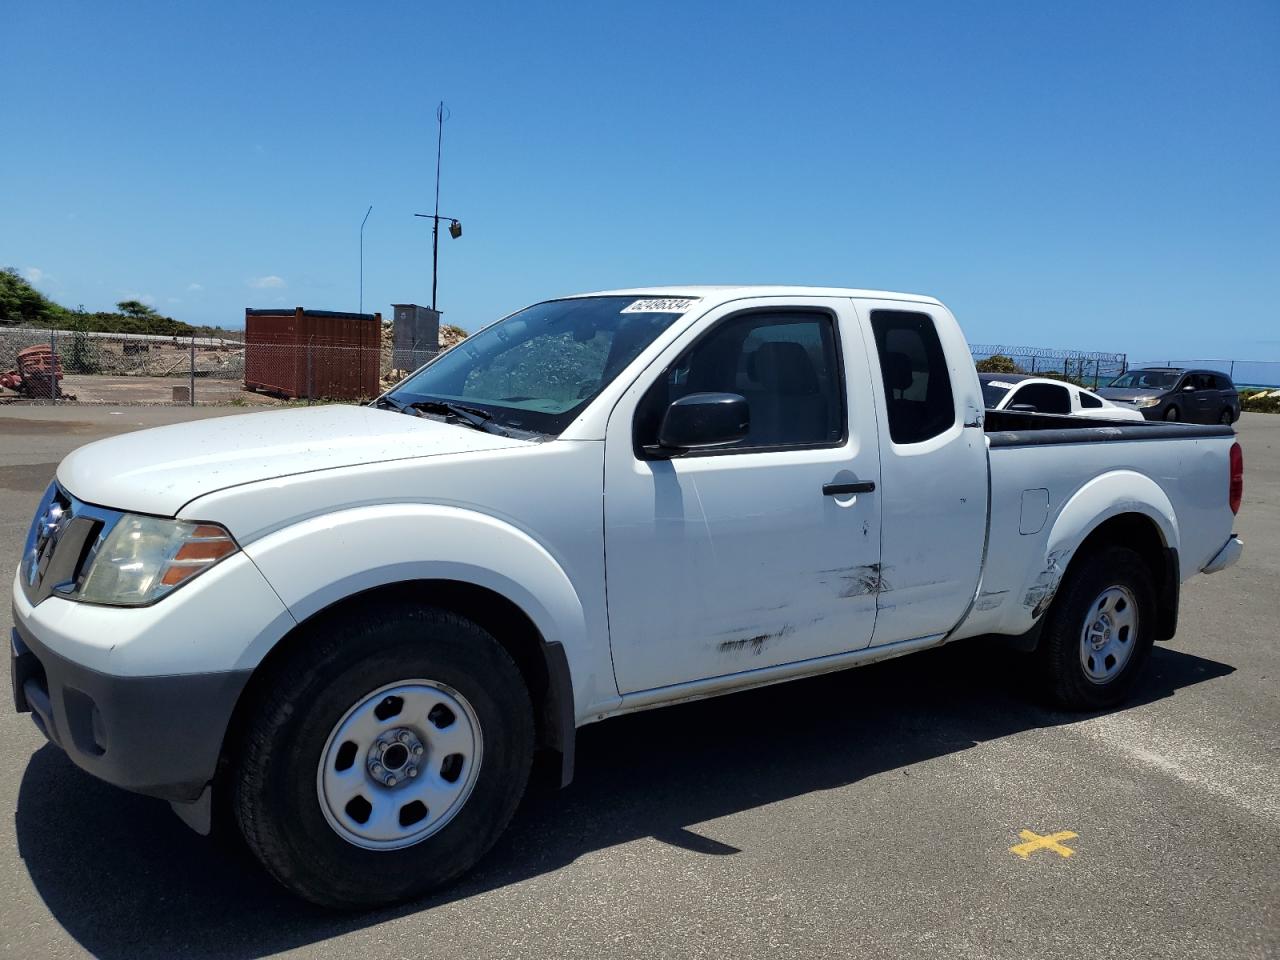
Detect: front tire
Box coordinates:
(1163, 406, 1181, 421)
(1035, 545, 1156, 710)
(233, 604, 533, 908)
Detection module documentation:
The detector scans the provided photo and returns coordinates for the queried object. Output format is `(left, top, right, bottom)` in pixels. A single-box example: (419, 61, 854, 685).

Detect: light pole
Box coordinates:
(413, 101, 462, 311)
(413, 213, 462, 312)
(359, 204, 372, 314)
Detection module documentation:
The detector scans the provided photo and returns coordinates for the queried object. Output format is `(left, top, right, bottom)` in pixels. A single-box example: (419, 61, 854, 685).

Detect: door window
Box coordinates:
(635, 311, 845, 453)
(1008, 382, 1072, 414)
(870, 311, 955, 443)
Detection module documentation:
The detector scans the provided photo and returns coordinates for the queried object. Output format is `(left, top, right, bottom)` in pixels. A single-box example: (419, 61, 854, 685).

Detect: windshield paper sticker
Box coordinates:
(621, 298, 700, 314)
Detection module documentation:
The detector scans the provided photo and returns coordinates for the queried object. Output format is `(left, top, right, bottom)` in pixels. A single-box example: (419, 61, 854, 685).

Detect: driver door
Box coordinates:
(603, 298, 883, 694)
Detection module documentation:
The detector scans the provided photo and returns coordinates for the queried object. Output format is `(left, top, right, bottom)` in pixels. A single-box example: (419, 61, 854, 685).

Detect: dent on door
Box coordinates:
(607, 451, 882, 692)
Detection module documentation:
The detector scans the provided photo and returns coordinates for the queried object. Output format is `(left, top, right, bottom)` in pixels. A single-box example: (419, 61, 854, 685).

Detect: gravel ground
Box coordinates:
(0, 406, 1276, 960)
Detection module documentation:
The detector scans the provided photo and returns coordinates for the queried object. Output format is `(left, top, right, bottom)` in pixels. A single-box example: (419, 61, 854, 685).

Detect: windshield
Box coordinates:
(386, 296, 692, 435)
(980, 380, 1014, 407)
(1108, 371, 1177, 390)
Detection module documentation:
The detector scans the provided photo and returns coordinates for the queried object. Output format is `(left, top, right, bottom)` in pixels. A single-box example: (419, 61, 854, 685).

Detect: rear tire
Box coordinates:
(1035, 545, 1156, 710)
(1219, 409, 1234, 425)
(233, 603, 533, 909)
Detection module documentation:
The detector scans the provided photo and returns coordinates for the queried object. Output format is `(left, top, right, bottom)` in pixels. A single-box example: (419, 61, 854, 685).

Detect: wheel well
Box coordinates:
(1073, 513, 1179, 642)
(217, 580, 573, 812)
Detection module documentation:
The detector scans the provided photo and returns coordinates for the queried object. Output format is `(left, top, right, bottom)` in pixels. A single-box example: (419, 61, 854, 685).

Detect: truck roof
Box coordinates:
(567, 285, 943, 307)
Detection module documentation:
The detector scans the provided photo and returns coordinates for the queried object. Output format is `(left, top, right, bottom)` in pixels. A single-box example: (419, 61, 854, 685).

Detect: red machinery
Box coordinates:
(0, 345, 65, 398)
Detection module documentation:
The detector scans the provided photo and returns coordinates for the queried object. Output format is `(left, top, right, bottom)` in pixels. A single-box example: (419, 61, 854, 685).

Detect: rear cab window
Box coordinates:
(870, 310, 955, 443)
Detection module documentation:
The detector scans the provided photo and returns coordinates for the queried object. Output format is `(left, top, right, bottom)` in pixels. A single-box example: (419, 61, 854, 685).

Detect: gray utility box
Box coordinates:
(391, 304, 441, 374)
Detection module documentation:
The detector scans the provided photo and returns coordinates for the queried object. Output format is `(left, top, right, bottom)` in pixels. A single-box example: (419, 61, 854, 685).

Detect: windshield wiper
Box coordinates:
(408, 399, 516, 438)
(372, 395, 406, 412)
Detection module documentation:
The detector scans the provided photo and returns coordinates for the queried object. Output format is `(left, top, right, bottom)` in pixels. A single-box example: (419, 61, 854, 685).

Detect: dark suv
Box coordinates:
(1097, 367, 1241, 424)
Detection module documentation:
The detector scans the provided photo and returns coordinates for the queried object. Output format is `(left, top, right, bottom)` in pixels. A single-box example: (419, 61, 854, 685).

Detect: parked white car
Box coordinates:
(980, 373, 1145, 421)
(12, 286, 1244, 908)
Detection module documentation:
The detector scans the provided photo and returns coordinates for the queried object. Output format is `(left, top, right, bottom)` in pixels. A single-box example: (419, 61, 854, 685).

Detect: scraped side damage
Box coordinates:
(1024, 549, 1070, 619)
(717, 624, 795, 656)
(815, 562, 891, 599)
(975, 590, 1010, 611)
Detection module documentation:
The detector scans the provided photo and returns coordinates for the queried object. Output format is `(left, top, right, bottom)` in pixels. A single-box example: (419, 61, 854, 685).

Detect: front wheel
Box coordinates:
(1034, 545, 1156, 710)
(1163, 406, 1181, 421)
(233, 604, 533, 908)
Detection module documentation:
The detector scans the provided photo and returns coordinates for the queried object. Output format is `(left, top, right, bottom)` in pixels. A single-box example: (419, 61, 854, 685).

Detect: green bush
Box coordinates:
(2, 268, 200, 336)
(75, 311, 196, 336)
(975, 354, 1021, 374)
(62, 329, 102, 374)
(0, 268, 68, 326)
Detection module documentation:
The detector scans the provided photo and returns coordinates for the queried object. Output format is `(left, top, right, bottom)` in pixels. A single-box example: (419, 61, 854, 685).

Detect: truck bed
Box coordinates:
(952, 408, 1238, 644)
(983, 408, 1235, 445)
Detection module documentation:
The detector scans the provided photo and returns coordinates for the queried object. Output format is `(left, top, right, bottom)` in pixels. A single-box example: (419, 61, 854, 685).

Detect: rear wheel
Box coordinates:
(1219, 408, 1234, 425)
(1035, 545, 1156, 710)
(233, 604, 533, 908)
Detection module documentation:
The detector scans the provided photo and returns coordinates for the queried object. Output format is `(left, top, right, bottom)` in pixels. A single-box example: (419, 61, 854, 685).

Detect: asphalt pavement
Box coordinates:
(0, 405, 1276, 960)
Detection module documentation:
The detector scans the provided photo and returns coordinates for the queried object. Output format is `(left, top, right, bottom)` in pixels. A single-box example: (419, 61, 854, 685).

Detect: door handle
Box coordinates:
(823, 481, 876, 496)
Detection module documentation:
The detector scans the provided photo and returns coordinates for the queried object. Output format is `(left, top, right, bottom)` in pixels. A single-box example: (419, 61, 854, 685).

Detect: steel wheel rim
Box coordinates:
(317, 679, 483, 850)
(1079, 585, 1139, 684)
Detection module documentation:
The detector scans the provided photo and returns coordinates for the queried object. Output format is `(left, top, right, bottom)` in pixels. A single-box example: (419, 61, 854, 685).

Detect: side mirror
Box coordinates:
(648, 392, 749, 456)
(1009, 403, 1038, 413)
(1183, 384, 1197, 392)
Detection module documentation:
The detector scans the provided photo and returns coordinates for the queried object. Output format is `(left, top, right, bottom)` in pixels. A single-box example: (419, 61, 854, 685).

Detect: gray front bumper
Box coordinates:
(11, 616, 251, 803)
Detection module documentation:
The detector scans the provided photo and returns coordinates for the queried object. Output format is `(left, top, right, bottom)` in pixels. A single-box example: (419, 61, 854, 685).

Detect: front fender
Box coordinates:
(240, 504, 608, 719)
(1018, 470, 1178, 626)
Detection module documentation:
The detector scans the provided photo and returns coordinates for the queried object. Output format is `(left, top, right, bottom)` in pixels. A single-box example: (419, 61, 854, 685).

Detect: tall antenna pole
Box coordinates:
(431, 101, 446, 311)
(359, 204, 372, 314)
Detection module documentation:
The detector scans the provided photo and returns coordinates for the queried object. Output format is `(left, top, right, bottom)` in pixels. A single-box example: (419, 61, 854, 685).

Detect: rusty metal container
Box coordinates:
(244, 308, 381, 400)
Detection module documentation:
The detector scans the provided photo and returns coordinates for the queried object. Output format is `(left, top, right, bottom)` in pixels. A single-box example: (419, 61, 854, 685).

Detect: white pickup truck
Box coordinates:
(12, 286, 1244, 907)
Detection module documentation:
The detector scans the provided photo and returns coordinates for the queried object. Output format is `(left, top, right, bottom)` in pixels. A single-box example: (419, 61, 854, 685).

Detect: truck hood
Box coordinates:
(57, 405, 527, 516)
(1096, 388, 1163, 403)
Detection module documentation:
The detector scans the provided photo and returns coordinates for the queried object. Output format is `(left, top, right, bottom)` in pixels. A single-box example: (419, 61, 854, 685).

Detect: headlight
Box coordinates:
(78, 515, 238, 606)
(1134, 397, 1160, 408)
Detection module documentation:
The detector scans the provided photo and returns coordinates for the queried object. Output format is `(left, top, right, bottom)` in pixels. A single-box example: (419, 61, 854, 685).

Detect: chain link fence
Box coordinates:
(0, 327, 441, 404)
(5, 326, 1277, 403)
(968, 343, 1128, 389)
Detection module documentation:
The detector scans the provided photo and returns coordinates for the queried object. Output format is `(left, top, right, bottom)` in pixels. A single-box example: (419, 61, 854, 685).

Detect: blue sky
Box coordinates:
(2, 1, 1276, 358)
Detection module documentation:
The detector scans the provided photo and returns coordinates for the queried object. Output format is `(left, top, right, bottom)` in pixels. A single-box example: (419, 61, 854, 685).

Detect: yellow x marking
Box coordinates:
(1009, 829, 1077, 859)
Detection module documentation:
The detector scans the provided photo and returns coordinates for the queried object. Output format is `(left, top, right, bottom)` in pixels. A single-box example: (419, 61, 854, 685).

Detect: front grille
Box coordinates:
(21, 484, 118, 606)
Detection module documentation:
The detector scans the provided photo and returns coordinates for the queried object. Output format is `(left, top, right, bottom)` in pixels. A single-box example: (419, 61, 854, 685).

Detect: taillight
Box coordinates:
(1229, 442, 1243, 515)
